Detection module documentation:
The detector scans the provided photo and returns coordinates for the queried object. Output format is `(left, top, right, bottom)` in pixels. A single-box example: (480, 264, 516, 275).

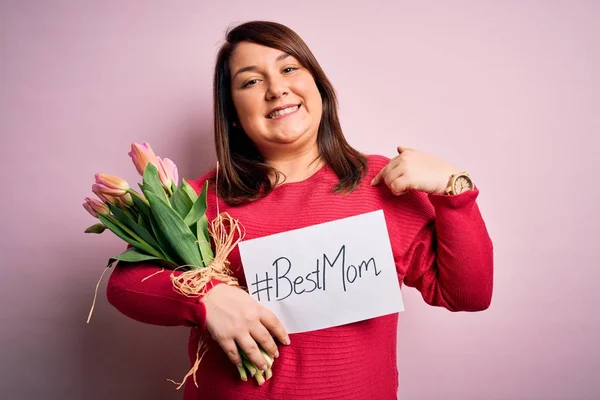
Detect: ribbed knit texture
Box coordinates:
(106, 154, 494, 400)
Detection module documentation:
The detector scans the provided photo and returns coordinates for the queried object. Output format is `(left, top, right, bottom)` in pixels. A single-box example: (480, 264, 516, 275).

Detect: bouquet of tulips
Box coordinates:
(83, 143, 274, 387)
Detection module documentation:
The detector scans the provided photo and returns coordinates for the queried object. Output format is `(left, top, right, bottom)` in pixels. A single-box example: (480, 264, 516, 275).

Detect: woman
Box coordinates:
(107, 20, 493, 400)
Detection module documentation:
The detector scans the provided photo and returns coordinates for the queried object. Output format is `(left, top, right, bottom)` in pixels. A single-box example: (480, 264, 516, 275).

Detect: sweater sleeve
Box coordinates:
(388, 188, 494, 311)
(106, 261, 223, 328)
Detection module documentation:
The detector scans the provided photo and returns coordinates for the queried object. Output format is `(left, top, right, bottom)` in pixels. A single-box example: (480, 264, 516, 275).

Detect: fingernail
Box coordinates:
(262, 365, 268, 372)
(370, 179, 375, 186)
(285, 338, 291, 345)
(274, 351, 279, 359)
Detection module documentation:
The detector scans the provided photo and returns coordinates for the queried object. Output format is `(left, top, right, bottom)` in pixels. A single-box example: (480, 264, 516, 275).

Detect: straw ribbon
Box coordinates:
(169, 211, 245, 389)
(170, 212, 245, 297)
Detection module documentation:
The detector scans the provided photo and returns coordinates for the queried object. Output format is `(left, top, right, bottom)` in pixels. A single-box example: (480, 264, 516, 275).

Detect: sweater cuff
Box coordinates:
(428, 187, 480, 210)
(195, 278, 226, 330)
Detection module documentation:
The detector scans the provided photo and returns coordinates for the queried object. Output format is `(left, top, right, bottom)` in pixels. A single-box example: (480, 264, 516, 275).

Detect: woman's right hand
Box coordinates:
(202, 284, 291, 371)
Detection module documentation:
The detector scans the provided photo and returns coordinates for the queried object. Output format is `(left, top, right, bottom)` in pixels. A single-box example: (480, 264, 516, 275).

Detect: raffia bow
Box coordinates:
(168, 211, 245, 389)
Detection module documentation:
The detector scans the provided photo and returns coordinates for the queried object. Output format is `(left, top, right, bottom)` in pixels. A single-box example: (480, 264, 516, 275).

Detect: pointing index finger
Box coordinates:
(370, 169, 383, 186)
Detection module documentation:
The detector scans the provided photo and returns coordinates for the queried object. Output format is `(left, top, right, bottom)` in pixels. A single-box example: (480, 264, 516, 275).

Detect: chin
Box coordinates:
(271, 128, 308, 143)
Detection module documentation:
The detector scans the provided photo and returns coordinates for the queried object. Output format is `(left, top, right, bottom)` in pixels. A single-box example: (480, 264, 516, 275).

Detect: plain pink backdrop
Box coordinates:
(1, 1, 598, 399)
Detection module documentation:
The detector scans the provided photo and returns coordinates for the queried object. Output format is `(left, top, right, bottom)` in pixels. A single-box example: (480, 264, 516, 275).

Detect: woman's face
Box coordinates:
(229, 42, 323, 159)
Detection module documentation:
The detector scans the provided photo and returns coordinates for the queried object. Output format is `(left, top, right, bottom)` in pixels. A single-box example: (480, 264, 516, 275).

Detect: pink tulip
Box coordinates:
(92, 184, 122, 197)
(157, 157, 179, 188)
(92, 185, 120, 205)
(94, 174, 129, 196)
(83, 202, 96, 217)
(83, 197, 110, 218)
(128, 142, 159, 176)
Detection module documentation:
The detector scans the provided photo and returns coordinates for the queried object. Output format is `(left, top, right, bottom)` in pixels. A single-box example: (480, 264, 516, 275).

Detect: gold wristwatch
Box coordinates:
(445, 172, 474, 195)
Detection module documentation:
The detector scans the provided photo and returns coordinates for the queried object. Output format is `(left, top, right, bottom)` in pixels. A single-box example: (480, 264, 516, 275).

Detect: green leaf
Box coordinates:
(181, 179, 198, 203)
(131, 191, 150, 220)
(112, 247, 163, 263)
(183, 181, 208, 226)
(84, 223, 106, 234)
(108, 247, 179, 270)
(142, 163, 170, 204)
(119, 205, 137, 221)
(170, 184, 194, 218)
(196, 215, 214, 266)
(97, 214, 146, 250)
(147, 212, 178, 264)
(107, 203, 162, 254)
(146, 191, 203, 268)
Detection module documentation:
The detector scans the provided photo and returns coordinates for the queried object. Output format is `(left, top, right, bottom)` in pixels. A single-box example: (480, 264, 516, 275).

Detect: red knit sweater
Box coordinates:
(106, 154, 493, 400)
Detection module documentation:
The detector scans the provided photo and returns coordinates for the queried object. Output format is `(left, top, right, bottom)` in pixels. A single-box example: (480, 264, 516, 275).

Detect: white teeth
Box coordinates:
(268, 105, 299, 119)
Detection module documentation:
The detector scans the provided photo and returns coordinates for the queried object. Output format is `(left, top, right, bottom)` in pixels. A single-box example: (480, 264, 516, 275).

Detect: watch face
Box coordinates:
(453, 176, 473, 194)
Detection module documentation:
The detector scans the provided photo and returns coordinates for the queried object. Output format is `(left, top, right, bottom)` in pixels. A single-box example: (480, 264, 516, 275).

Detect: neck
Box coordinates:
(263, 142, 323, 185)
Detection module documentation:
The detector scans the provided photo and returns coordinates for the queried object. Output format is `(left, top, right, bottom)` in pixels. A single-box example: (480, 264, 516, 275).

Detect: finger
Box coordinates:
(219, 338, 243, 366)
(370, 168, 384, 186)
(397, 145, 411, 154)
(382, 163, 404, 188)
(260, 308, 291, 346)
(237, 334, 268, 372)
(389, 175, 411, 195)
(371, 159, 397, 186)
(250, 323, 279, 359)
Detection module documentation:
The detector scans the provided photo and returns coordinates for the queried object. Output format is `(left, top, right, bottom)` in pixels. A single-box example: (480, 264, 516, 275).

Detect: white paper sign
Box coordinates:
(238, 210, 404, 333)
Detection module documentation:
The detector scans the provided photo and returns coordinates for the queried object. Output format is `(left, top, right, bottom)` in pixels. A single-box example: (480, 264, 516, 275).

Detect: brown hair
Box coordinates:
(213, 20, 367, 205)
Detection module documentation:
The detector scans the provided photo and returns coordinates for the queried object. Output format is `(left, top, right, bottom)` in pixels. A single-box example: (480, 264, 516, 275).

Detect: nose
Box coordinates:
(265, 76, 288, 100)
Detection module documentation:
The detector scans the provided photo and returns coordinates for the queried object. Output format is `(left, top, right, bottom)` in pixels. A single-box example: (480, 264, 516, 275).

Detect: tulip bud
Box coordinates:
(83, 197, 110, 217)
(120, 192, 134, 206)
(85, 223, 106, 234)
(83, 201, 97, 218)
(92, 185, 120, 205)
(157, 157, 179, 189)
(128, 142, 159, 176)
(94, 174, 129, 196)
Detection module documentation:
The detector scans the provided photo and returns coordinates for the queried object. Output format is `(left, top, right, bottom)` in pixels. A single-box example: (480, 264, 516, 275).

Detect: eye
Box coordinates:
(242, 79, 260, 88)
(282, 67, 298, 74)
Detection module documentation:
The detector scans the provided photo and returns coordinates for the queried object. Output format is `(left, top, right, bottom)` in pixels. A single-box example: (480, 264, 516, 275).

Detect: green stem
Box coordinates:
(242, 359, 257, 377)
(259, 348, 274, 368)
(254, 371, 265, 385)
(237, 364, 248, 381)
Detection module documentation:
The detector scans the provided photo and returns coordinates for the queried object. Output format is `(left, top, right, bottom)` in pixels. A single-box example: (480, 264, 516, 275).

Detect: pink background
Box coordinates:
(1, 1, 598, 399)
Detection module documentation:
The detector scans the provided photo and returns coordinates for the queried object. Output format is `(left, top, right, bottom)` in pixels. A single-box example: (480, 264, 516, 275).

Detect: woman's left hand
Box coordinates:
(370, 146, 459, 195)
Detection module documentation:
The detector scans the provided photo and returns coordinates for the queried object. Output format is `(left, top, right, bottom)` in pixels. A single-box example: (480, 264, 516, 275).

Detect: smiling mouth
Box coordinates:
(266, 104, 301, 119)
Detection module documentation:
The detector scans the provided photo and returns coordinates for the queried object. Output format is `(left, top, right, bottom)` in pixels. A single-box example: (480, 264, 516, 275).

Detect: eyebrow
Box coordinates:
(232, 52, 291, 79)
